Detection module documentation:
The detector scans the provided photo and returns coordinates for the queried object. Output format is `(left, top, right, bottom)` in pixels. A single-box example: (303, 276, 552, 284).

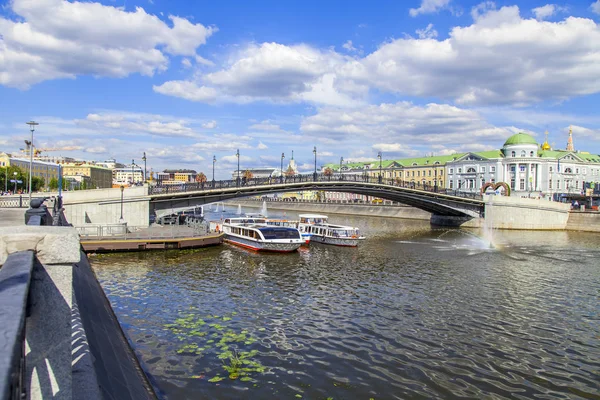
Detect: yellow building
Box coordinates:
(0, 152, 61, 189)
(62, 163, 113, 189)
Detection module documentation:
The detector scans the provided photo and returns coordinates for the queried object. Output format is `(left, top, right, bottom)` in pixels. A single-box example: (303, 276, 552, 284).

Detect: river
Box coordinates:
(91, 208, 600, 399)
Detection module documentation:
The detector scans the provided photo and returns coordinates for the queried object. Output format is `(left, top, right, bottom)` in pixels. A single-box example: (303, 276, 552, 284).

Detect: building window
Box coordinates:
(467, 167, 476, 173)
(521, 150, 526, 157)
(491, 167, 496, 172)
(481, 167, 486, 173)
(583, 168, 587, 174)
(417, 171, 420, 177)
(450, 168, 454, 174)
(530, 151, 534, 157)
(576, 180, 579, 188)
(520, 165, 526, 172)
(557, 180, 561, 189)
(511, 166, 516, 172)
(491, 179, 495, 184)
(510, 178, 515, 189)
(576, 168, 580, 174)
(549, 179, 552, 189)
(511, 151, 516, 157)
(520, 179, 525, 190)
(449, 180, 453, 189)
(549, 166, 553, 172)
(565, 167, 572, 174)
(458, 168, 462, 173)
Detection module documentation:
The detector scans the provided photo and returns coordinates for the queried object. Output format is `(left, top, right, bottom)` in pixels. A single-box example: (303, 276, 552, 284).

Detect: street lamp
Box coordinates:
(13, 171, 17, 193)
(142, 152, 147, 183)
(313, 146, 317, 181)
(26, 121, 39, 203)
(434, 166, 438, 193)
(212, 155, 216, 187)
(378, 152, 382, 184)
(131, 159, 135, 185)
(120, 185, 124, 221)
(340, 157, 344, 180)
(281, 152, 285, 184)
(4, 166, 7, 193)
(236, 149, 240, 187)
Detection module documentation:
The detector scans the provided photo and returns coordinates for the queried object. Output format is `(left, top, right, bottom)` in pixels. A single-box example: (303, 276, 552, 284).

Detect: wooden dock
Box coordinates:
(81, 232, 223, 253)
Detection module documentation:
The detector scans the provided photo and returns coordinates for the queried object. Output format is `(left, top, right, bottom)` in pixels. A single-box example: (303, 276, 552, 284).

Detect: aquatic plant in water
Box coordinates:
(164, 311, 266, 382)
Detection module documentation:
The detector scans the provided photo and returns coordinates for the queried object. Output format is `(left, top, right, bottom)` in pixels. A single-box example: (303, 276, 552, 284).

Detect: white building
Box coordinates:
(446, 132, 600, 197)
(113, 164, 144, 185)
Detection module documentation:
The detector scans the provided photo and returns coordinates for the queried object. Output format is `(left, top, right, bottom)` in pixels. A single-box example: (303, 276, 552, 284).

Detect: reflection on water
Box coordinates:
(92, 210, 600, 399)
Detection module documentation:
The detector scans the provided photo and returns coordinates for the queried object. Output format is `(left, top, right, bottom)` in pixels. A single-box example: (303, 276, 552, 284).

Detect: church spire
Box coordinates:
(541, 130, 551, 151)
(291, 150, 294, 160)
(566, 125, 574, 152)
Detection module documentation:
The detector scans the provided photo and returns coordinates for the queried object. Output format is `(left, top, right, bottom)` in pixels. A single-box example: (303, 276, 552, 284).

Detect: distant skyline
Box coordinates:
(1, 0, 600, 179)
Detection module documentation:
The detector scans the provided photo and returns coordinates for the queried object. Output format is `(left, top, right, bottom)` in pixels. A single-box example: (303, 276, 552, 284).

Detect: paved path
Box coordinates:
(0, 208, 25, 227)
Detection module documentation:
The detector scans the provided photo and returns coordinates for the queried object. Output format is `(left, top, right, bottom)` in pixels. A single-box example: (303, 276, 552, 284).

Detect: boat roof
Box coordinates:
(298, 214, 328, 219)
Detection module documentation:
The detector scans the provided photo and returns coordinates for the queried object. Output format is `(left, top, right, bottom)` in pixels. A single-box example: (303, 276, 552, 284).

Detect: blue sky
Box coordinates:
(1, 0, 600, 178)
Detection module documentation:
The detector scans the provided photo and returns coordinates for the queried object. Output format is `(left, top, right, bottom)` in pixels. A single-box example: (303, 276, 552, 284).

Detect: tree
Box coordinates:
(196, 172, 207, 183)
(243, 169, 254, 180)
(324, 167, 333, 181)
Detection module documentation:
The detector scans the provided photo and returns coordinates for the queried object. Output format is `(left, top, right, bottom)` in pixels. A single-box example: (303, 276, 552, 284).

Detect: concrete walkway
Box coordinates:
(0, 208, 25, 227)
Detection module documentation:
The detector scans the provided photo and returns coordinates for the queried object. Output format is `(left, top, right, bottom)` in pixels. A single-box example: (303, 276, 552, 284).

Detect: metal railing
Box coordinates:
(0, 251, 35, 400)
(77, 221, 211, 240)
(148, 174, 483, 201)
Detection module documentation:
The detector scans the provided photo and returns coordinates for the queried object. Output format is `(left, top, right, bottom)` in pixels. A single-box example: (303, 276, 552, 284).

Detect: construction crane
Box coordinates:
(19, 145, 78, 157)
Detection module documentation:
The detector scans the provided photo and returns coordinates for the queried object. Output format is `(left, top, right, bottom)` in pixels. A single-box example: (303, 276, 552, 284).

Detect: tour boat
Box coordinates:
(298, 214, 365, 247)
(265, 218, 311, 245)
(221, 218, 304, 252)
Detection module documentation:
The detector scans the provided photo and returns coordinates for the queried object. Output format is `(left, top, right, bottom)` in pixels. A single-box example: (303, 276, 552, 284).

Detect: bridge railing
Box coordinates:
(148, 174, 483, 201)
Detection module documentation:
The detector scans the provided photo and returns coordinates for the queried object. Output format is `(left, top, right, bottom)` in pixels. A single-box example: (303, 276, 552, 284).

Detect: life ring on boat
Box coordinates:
(351, 235, 358, 239)
(216, 224, 220, 233)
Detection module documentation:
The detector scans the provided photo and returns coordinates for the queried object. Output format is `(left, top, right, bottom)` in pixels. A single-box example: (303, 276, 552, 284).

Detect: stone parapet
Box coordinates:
(0, 226, 81, 266)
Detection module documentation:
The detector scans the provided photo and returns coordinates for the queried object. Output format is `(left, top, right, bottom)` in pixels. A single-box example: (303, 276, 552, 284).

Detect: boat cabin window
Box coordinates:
(258, 227, 300, 239)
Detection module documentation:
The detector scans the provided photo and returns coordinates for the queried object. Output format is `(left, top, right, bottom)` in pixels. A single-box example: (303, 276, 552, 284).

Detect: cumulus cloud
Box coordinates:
(342, 5, 600, 105)
(77, 112, 198, 138)
(532, 4, 560, 20)
(257, 142, 268, 150)
(0, 0, 216, 88)
(152, 81, 217, 102)
(342, 40, 357, 52)
(592, 1, 600, 15)
(409, 0, 452, 17)
(300, 102, 518, 150)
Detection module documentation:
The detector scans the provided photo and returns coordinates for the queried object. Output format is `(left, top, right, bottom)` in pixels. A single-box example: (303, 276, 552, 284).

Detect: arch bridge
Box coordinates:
(149, 175, 484, 224)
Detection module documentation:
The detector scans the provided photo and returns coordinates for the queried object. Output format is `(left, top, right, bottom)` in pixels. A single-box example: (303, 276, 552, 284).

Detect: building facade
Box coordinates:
(113, 165, 144, 185)
(62, 163, 113, 189)
(0, 152, 61, 189)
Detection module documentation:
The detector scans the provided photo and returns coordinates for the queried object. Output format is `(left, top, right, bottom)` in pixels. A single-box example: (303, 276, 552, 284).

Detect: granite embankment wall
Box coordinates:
(566, 211, 600, 233)
(483, 196, 571, 230)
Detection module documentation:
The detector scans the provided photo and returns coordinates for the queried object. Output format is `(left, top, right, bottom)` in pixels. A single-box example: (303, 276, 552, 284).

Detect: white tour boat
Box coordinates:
(298, 214, 365, 247)
(265, 218, 311, 245)
(221, 218, 304, 252)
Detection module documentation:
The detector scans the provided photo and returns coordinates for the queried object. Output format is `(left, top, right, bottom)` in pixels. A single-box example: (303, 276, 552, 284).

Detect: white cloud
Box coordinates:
(181, 58, 192, 68)
(85, 146, 107, 153)
(257, 142, 268, 149)
(471, 1, 497, 20)
(343, 6, 600, 105)
(592, 1, 600, 15)
(153, 81, 217, 102)
(300, 101, 518, 151)
(0, 0, 216, 88)
(342, 40, 357, 52)
(195, 55, 215, 66)
(77, 112, 198, 138)
(415, 24, 438, 39)
(202, 120, 218, 129)
(372, 143, 408, 152)
(410, 0, 452, 17)
(531, 4, 567, 21)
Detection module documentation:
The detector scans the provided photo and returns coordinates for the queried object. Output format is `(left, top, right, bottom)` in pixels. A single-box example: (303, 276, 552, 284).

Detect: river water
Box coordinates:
(91, 208, 600, 399)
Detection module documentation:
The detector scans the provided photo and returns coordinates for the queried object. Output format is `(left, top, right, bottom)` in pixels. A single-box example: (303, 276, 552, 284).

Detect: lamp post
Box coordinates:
(13, 171, 17, 193)
(142, 152, 147, 183)
(378, 152, 382, 184)
(313, 146, 317, 181)
(120, 185, 124, 221)
(434, 166, 438, 193)
(212, 155, 216, 187)
(236, 149, 240, 187)
(339, 157, 344, 180)
(281, 152, 285, 184)
(4, 166, 7, 193)
(26, 121, 38, 203)
(131, 159, 135, 185)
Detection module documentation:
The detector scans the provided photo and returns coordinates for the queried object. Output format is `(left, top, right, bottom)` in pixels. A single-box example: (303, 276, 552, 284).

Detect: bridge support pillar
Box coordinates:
(430, 214, 475, 227)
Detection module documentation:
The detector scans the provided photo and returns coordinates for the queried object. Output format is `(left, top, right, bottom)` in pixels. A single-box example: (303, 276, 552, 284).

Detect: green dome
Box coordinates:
(503, 133, 538, 147)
